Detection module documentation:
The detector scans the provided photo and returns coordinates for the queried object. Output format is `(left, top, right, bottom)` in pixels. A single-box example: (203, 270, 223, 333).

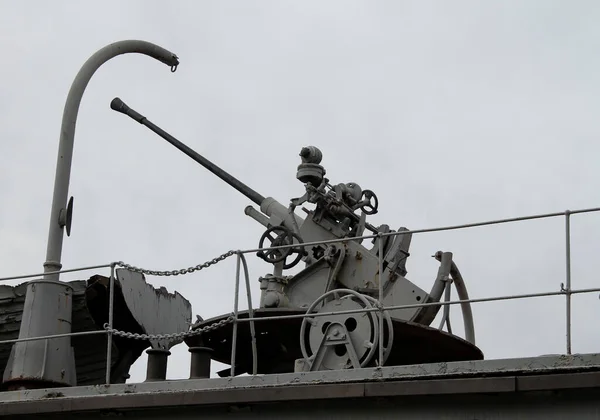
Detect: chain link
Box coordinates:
(106, 250, 238, 340)
(115, 250, 236, 277)
(103, 315, 234, 341)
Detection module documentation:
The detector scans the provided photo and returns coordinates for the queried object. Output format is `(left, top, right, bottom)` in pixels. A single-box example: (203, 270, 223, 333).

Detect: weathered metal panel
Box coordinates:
(116, 269, 192, 350)
(3, 375, 600, 418)
(2, 355, 600, 416)
(2, 352, 600, 403)
(364, 376, 517, 396)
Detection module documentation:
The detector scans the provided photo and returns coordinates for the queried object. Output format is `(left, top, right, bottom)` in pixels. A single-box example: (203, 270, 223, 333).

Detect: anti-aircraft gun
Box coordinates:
(111, 98, 483, 376)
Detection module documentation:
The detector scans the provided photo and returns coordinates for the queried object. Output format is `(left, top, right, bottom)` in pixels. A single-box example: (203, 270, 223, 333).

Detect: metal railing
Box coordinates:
(1, 205, 600, 385)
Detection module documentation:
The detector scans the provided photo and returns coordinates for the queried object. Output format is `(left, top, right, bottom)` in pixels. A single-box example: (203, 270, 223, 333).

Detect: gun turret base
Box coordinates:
(185, 309, 483, 377)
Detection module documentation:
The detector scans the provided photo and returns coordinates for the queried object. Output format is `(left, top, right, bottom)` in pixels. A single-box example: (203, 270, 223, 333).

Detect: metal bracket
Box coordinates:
(308, 322, 361, 371)
(58, 196, 74, 237)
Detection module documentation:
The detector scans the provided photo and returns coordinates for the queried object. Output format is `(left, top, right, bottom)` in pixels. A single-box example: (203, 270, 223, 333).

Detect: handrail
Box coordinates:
(2, 205, 597, 282)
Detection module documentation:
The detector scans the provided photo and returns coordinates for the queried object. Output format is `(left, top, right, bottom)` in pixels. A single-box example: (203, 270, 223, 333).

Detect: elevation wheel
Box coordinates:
(299, 289, 392, 370)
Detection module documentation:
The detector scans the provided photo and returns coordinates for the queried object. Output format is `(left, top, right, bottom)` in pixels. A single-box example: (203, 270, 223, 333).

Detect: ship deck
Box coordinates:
(2, 353, 600, 418)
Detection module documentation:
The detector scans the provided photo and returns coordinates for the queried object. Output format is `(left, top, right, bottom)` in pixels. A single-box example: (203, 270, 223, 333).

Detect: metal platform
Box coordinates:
(186, 308, 483, 376)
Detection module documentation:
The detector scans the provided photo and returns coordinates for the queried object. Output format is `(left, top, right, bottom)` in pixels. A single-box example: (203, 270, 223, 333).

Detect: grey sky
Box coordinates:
(1, 0, 599, 382)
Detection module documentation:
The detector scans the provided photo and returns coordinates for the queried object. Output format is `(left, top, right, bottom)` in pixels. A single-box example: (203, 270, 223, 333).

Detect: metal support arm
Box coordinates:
(44, 40, 179, 279)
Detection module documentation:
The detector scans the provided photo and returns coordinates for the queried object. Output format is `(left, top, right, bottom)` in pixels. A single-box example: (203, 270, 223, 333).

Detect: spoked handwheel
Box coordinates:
(256, 225, 306, 270)
(359, 189, 379, 215)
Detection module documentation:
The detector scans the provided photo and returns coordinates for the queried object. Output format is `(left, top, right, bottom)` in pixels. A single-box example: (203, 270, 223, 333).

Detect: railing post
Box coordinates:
(240, 254, 258, 375)
(377, 234, 384, 367)
(564, 210, 572, 355)
(230, 252, 242, 377)
(105, 262, 116, 384)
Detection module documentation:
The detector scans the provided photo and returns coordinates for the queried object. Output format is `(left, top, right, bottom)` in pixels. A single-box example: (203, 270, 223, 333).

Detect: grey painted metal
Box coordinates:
(244, 205, 271, 227)
(105, 263, 115, 384)
(438, 280, 453, 331)
(418, 251, 451, 326)
(235, 285, 600, 324)
(1, 352, 597, 403)
(191, 307, 481, 376)
(308, 322, 362, 370)
(145, 349, 170, 382)
(110, 98, 266, 206)
(0, 330, 106, 346)
(299, 289, 385, 371)
(116, 269, 192, 350)
(6, 389, 600, 419)
(3, 280, 77, 388)
(243, 146, 438, 327)
(363, 294, 394, 364)
(230, 254, 242, 377)
(82, 134, 599, 375)
(5, 40, 178, 391)
(4, 130, 600, 392)
(0, 278, 151, 387)
(448, 260, 476, 344)
(565, 211, 572, 355)
(2, 354, 600, 417)
(240, 254, 258, 375)
(259, 197, 305, 238)
(188, 347, 212, 379)
(239, 206, 600, 255)
(0, 196, 594, 387)
(91, 204, 598, 271)
(44, 41, 178, 279)
(377, 234, 384, 367)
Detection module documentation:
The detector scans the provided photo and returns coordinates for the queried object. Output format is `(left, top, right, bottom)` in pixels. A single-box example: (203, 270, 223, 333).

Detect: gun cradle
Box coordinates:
(283, 217, 430, 324)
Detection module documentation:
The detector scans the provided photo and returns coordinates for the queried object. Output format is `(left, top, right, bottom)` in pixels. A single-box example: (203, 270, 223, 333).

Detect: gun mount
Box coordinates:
(112, 98, 482, 375)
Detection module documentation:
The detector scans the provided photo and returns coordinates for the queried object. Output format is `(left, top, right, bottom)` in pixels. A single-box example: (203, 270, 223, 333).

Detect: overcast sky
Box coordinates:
(1, 0, 599, 382)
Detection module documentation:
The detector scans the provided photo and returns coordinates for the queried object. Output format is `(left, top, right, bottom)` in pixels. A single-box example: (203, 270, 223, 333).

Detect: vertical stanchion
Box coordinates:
(230, 252, 242, 377)
(240, 254, 258, 375)
(564, 211, 572, 355)
(377, 234, 384, 367)
(105, 263, 116, 385)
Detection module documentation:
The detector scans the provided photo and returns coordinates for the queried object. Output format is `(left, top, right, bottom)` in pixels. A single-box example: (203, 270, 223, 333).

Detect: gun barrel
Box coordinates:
(110, 97, 266, 206)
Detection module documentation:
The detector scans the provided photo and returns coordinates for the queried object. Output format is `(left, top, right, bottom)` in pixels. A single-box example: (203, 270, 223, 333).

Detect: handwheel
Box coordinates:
(300, 289, 390, 370)
(257, 225, 306, 270)
(359, 189, 379, 215)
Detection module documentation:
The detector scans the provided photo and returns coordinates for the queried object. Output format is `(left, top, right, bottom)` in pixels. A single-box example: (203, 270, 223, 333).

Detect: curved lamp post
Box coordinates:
(3, 40, 179, 390)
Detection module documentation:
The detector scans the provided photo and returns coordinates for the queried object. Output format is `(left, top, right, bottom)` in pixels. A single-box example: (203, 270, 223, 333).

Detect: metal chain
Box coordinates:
(103, 315, 234, 341)
(106, 250, 238, 340)
(115, 249, 236, 277)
